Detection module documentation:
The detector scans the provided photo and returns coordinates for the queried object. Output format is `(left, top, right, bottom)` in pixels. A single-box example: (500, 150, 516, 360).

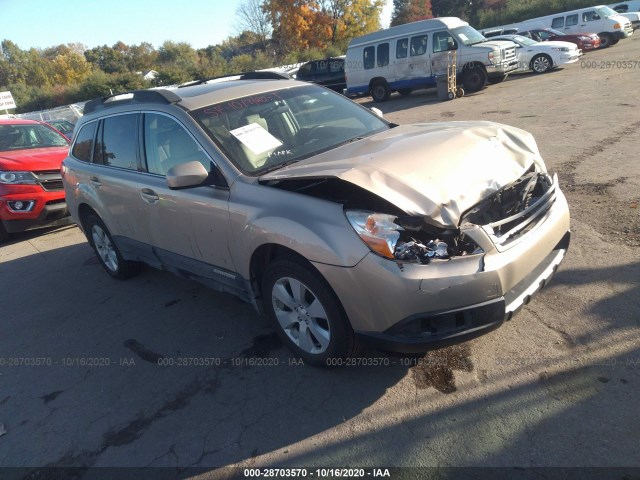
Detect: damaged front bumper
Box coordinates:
(312, 187, 571, 353)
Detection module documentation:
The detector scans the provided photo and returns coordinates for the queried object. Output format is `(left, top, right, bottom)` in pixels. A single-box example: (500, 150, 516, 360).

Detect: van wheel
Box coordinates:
(599, 33, 613, 48)
(531, 54, 552, 73)
(86, 214, 141, 280)
(370, 80, 391, 102)
(397, 88, 413, 96)
(462, 67, 487, 92)
(262, 257, 355, 367)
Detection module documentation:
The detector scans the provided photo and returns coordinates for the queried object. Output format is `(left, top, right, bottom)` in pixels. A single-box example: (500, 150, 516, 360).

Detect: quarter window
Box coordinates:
(95, 114, 138, 170)
(396, 38, 408, 58)
(363, 46, 375, 69)
(71, 122, 96, 162)
(377, 43, 389, 67)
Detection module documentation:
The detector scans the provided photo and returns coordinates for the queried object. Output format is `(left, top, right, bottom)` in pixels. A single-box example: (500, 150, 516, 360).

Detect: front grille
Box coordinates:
(33, 170, 64, 191)
(625, 23, 633, 35)
(503, 47, 516, 61)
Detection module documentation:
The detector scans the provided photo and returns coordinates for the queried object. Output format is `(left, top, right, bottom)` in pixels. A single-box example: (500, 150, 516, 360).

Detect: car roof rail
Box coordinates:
(178, 70, 291, 88)
(83, 89, 182, 115)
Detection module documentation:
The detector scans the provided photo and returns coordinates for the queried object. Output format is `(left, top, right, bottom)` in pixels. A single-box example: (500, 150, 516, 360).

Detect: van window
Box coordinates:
(95, 114, 138, 170)
(583, 11, 600, 21)
(433, 31, 457, 53)
(363, 46, 375, 69)
(377, 43, 389, 67)
(396, 38, 409, 58)
(551, 17, 564, 28)
(566, 14, 579, 26)
(410, 35, 428, 56)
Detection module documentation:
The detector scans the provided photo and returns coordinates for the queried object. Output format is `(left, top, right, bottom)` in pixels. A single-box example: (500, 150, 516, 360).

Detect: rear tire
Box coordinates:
(370, 80, 391, 102)
(262, 256, 355, 367)
(86, 214, 141, 280)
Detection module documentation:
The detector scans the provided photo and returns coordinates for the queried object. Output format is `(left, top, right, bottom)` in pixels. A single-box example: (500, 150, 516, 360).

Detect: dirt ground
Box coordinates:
(0, 34, 638, 479)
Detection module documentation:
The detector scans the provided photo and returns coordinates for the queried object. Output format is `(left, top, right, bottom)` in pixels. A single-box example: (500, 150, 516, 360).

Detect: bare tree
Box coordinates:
(235, 0, 272, 48)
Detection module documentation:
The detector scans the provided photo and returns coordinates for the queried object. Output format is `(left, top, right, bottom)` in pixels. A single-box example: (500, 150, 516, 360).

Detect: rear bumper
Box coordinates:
(356, 233, 569, 353)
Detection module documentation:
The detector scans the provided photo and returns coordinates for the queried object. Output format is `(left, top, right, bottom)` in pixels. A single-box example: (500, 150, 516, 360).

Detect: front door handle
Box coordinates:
(89, 176, 102, 187)
(140, 188, 159, 204)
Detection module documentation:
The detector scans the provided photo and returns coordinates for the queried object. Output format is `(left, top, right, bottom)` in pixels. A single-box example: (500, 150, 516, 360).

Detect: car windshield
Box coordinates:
(598, 6, 618, 17)
(0, 123, 69, 152)
(510, 36, 538, 46)
(191, 85, 389, 175)
(451, 26, 487, 46)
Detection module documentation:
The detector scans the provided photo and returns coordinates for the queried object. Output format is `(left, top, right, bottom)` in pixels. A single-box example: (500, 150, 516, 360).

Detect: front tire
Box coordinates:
(262, 257, 355, 366)
(462, 66, 487, 92)
(370, 80, 391, 102)
(531, 54, 552, 73)
(599, 33, 613, 48)
(86, 214, 141, 279)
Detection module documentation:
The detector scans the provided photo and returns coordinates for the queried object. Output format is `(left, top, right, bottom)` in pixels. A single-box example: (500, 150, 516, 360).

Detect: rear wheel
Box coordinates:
(462, 66, 487, 92)
(86, 214, 141, 279)
(370, 79, 391, 102)
(531, 54, 553, 73)
(262, 257, 355, 366)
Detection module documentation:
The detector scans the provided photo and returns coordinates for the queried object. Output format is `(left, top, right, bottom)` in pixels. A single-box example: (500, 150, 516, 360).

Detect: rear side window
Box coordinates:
(95, 114, 138, 170)
(71, 122, 96, 162)
(566, 14, 579, 26)
(363, 46, 375, 69)
(396, 38, 408, 58)
(410, 35, 428, 56)
(377, 43, 389, 67)
(551, 17, 564, 28)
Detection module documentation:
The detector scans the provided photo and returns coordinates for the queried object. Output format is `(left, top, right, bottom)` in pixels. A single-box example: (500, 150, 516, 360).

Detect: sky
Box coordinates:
(0, 0, 394, 51)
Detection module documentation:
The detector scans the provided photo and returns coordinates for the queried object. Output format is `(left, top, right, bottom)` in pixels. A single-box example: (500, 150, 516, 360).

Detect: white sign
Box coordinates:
(0, 91, 16, 110)
(230, 122, 282, 155)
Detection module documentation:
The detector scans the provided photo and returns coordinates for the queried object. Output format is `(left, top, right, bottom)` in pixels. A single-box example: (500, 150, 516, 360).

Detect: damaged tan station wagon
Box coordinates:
(62, 76, 571, 366)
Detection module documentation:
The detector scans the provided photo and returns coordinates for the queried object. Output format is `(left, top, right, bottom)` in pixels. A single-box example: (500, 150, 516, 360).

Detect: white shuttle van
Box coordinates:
(608, 2, 640, 28)
(344, 17, 519, 102)
(491, 5, 633, 48)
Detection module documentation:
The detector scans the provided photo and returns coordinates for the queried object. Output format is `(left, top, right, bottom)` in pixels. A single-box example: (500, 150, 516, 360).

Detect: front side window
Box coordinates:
(143, 113, 212, 176)
(71, 122, 96, 162)
(95, 114, 138, 170)
(363, 46, 375, 69)
(433, 31, 458, 53)
(0, 123, 68, 152)
(583, 11, 600, 22)
(566, 14, 579, 26)
(191, 85, 389, 175)
(396, 38, 408, 58)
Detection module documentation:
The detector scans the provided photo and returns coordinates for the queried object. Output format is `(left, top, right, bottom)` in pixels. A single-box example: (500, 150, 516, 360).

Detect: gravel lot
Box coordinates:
(0, 34, 638, 479)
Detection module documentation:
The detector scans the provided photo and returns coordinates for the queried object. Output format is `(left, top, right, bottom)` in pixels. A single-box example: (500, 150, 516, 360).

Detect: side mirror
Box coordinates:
(166, 160, 209, 189)
(370, 107, 384, 118)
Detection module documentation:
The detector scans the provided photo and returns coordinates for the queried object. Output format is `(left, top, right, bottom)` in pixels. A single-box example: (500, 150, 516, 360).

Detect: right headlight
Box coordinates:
(0, 171, 37, 184)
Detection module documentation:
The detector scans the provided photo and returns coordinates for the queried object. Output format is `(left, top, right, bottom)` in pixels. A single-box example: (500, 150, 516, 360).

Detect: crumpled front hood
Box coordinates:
(0, 146, 69, 171)
(261, 121, 546, 228)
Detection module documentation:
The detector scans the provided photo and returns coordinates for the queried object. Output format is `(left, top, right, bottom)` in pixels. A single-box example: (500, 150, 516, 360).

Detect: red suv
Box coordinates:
(0, 119, 71, 242)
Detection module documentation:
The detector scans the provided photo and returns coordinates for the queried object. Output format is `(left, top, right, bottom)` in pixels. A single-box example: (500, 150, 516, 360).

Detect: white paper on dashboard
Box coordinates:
(230, 123, 282, 154)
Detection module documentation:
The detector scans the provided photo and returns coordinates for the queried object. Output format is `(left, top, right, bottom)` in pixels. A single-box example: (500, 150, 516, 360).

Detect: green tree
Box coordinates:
(84, 44, 128, 74)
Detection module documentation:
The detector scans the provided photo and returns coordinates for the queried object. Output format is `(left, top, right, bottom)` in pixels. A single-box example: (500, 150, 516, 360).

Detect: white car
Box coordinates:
(492, 35, 582, 73)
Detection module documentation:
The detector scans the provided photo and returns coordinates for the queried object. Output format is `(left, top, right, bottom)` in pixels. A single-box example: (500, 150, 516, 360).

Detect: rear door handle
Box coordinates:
(140, 188, 159, 204)
(89, 176, 102, 187)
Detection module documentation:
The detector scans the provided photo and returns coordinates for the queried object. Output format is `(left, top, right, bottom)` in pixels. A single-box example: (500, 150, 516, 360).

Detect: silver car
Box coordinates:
(62, 78, 570, 366)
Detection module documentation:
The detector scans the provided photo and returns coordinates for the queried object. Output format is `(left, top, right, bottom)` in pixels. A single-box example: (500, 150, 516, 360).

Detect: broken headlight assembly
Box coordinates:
(345, 210, 484, 264)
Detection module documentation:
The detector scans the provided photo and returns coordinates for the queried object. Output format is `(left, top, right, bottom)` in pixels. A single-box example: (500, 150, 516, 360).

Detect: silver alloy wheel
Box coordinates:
(92, 224, 118, 272)
(533, 55, 550, 73)
(271, 277, 331, 354)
